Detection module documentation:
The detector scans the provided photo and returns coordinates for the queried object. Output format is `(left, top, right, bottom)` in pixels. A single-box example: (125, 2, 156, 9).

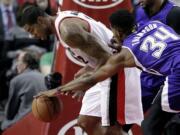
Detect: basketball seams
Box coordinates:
(44, 97, 54, 121)
(35, 97, 45, 121)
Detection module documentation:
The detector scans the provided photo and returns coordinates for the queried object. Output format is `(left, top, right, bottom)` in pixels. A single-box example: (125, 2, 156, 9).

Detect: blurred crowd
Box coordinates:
(0, 0, 59, 132)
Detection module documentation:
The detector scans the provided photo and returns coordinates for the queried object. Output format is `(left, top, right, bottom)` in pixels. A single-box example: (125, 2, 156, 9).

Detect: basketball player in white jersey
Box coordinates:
(18, 4, 143, 135)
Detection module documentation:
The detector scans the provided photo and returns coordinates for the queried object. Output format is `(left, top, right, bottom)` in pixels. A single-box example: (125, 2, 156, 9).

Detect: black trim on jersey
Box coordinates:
(166, 6, 180, 34)
(109, 74, 118, 125)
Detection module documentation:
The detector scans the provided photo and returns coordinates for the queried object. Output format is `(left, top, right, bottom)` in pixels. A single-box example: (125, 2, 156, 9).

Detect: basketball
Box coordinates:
(32, 96, 61, 122)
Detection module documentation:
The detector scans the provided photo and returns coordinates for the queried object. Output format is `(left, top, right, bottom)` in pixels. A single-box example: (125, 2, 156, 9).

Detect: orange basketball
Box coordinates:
(32, 96, 61, 122)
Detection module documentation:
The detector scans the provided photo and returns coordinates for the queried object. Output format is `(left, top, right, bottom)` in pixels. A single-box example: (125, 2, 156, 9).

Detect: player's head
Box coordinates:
(139, 0, 164, 9)
(17, 4, 52, 40)
(109, 9, 135, 44)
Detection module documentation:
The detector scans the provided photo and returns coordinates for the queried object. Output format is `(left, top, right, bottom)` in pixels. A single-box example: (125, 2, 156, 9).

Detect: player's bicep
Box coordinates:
(60, 20, 110, 63)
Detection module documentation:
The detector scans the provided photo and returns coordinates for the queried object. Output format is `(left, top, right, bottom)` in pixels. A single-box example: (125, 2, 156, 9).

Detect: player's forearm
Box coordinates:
(58, 72, 91, 90)
(85, 53, 126, 83)
(83, 65, 94, 72)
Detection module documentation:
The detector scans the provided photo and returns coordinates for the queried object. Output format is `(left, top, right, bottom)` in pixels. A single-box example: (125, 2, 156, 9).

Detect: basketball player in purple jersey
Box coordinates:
(106, 1, 180, 133)
(135, 0, 180, 111)
(57, 9, 180, 135)
(134, 0, 180, 134)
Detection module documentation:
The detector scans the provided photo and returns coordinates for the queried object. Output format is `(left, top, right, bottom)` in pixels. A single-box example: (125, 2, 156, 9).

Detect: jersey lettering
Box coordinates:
(140, 26, 179, 58)
(67, 48, 88, 64)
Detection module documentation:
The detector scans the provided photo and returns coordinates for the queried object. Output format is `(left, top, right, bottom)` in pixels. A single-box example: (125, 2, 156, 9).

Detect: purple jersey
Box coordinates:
(135, 1, 174, 27)
(135, 1, 175, 105)
(124, 21, 180, 76)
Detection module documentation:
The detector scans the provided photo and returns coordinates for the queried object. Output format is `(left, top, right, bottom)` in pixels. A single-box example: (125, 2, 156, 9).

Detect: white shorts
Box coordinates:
(80, 68, 143, 126)
(79, 78, 111, 126)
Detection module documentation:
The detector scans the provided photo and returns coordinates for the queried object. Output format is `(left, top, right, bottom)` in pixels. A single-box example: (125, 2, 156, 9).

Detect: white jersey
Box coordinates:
(55, 11, 143, 126)
(54, 11, 113, 67)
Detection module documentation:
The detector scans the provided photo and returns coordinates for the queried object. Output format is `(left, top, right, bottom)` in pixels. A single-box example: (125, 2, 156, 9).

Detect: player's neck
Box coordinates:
(148, 0, 164, 16)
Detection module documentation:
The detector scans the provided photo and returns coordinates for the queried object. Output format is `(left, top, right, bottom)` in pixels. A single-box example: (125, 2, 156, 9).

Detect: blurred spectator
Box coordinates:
(35, 0, 51, 14)
(0, 0, 17, 40)
(0, 1, 53, 114)
(35, 0, 58, 15)
(0, 0, 18, 93)
(0, 50, 47, 131)
(6, 45, 46, 86)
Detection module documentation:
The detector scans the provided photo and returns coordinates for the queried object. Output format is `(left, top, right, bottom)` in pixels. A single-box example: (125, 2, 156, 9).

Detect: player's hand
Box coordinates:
(72, 91, 85, 101)
(34, 89, 58, 98)
(108, 37, 122, 53)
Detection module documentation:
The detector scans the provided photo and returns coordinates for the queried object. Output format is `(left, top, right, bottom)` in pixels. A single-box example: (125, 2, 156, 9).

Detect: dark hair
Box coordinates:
(22, 51, 39, 70)
(17, 3, 46, 27)
(109, 9, 135, 33)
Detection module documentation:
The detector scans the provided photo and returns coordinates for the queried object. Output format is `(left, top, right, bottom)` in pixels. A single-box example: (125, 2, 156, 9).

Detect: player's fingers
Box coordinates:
(72, 92, 79, 99)
(72, 91, 84, 101)
(33, 92, 46, 98)
(61, 91, 71, 96)
(65, 92, 69, 96)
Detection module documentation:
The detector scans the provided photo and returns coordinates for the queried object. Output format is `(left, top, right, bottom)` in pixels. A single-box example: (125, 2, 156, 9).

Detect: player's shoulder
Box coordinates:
(168, 5, 180, 16)
(60, 18, 89, 34)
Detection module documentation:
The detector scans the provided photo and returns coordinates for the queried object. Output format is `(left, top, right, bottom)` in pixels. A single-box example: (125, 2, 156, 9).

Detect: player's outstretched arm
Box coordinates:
(74, 65, 94, 79)
(60, 48, 136, 93)
(34, 48, 135, 97)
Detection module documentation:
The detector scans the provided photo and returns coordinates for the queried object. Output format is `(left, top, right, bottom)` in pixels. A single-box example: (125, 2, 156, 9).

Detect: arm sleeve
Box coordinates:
(167, 6, 180, 34)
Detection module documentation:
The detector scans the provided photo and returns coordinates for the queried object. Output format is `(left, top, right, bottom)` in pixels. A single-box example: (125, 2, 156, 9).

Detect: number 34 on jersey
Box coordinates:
(132, 23, 179, 59)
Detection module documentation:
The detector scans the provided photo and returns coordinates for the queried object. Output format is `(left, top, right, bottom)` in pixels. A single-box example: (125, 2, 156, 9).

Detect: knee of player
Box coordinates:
(101, 127, 113, 135)
(77, 118, 89, 130)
